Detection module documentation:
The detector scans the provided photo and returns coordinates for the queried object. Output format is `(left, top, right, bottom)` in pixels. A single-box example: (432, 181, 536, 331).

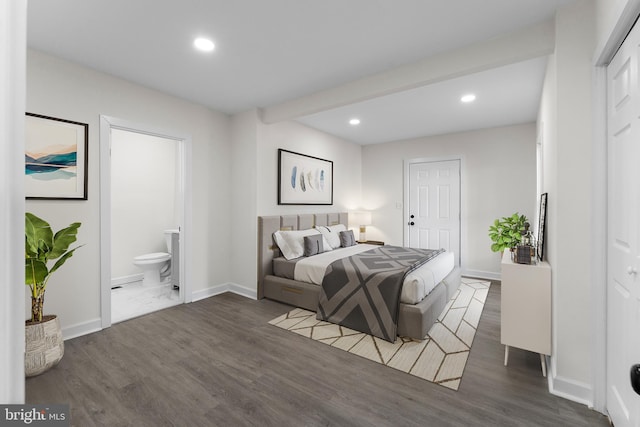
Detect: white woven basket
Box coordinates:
(25, 315, 64, 377)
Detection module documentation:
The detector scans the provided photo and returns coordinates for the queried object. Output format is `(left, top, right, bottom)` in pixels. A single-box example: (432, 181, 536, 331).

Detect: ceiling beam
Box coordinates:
(262, 19, 555, 123)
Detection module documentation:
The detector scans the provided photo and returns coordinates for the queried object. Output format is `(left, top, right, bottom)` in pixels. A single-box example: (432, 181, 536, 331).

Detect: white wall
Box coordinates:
(0, 0, 26, 404)
(538, 0, 596, 404)
(596, 0, 630, 36)
(257, 120, 363, 215)
(228, 114, 362, 294)
(111, 130, 178, 280)
(224, 118, 362, 294)
(229, 110, 259, 295)
(26, 49, 232, 337)
(362, 123, 537, 278)
(539, 56, 558, 270)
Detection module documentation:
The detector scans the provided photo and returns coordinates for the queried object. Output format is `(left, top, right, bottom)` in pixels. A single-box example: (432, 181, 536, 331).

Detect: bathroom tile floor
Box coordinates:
(111, 280, 180, 324)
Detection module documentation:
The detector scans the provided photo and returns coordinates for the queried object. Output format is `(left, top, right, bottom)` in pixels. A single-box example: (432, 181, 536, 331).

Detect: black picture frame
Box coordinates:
(25, 113, 89, 200)
(537, 193, 548, 261)
(278, 149, 333, 205)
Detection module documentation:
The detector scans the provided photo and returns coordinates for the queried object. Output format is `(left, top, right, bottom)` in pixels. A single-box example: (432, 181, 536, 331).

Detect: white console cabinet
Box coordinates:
(500, 250, 551, 376)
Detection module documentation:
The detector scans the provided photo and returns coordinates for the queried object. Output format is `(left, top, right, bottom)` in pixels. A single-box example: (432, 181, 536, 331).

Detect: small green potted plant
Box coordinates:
(488, 212, 528, 253)
(24, 212, 82, 377)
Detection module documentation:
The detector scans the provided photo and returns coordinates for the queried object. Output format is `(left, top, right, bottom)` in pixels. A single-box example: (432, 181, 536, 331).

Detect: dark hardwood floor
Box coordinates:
(26, 283, 609, 426)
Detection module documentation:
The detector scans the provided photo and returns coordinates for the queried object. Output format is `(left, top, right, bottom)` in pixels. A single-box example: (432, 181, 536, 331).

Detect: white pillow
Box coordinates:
(273, 229, 331, 260)
(316, 224, 347, 249)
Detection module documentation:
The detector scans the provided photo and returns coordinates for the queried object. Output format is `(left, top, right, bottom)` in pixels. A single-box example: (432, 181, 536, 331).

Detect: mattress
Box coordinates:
(272, 244, 454, 304)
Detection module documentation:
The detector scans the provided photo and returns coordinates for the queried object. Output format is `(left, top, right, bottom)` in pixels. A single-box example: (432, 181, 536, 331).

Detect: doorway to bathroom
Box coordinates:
(99, 116, 192, 328)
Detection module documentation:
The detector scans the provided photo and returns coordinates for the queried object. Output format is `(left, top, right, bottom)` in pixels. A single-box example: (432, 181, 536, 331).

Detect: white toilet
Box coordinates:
(133, 229, 179, 287)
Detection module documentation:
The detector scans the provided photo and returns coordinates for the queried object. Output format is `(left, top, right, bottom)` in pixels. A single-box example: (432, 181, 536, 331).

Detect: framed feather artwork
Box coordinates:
(278, 149, 333, 205)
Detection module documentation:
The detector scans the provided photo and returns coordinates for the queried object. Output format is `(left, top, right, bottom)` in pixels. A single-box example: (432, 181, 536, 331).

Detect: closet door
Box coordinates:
(606, 20, 640, 427)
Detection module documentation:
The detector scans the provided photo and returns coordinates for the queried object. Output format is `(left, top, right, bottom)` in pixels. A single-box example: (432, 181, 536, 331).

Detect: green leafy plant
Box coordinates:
(25, 212, 82, 323)
(488, 213, 528, 253)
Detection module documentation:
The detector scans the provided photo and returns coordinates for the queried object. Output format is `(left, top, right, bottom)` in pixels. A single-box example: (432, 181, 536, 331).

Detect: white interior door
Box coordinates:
(407, 160, 460, 266)
(606, 21, 640, 427)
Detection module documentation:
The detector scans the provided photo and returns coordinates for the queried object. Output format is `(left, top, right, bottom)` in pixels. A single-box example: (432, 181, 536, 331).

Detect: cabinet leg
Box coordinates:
(540, 353, 547, 377)
(504, 345, 509, 366)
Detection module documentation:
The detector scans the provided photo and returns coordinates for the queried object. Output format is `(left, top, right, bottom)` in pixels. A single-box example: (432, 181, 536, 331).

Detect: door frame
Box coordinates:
(403, 156, 463, 267)
(592, 0, 640, 415)
(99, 115, 193, 328)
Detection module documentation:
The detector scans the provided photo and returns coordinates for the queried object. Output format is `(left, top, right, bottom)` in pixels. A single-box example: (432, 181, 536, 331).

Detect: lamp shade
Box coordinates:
(349, 211, 372, 227)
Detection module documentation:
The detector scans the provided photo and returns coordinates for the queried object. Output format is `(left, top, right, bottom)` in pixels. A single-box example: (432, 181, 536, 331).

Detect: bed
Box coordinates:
(258, 212, 461, 341)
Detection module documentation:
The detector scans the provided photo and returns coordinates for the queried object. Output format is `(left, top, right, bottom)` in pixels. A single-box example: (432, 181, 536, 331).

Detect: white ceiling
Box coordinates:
(27, 0, 574, 144)
(296, 57, 549, 144)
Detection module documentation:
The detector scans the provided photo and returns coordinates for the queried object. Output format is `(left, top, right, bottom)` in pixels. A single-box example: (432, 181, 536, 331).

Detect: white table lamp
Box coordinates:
(350, 211, 372, 242)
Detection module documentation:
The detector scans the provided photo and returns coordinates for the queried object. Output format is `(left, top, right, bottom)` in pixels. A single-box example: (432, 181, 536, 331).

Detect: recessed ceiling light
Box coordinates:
(349, 118, 361, 125)
(194, 37, 215, 52)
(461, 94, 476, 103)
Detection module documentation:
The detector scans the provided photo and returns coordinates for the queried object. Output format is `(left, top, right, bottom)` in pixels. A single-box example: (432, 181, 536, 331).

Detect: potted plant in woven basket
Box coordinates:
(25, 212, 82, 377)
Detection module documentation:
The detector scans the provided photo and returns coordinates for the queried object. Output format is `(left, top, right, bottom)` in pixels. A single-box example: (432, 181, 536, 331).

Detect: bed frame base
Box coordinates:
(263, 267, 461, 340)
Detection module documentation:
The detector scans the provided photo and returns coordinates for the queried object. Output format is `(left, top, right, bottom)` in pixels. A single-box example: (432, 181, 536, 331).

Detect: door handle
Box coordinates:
(408, 222, 415, 226)
(632, 364, 640, 395)
(410, 214, 415, 219)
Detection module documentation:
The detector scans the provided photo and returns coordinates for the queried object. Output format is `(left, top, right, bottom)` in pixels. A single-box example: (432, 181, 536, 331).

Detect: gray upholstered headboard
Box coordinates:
(257, 212, 348, 299)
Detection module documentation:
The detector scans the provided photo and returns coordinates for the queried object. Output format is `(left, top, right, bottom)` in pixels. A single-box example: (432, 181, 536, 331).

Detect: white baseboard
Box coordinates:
(462, 268, 501, 281)
(191, 282, 257, 302)
(111, 274, 143, 287)
(62, 318, 102, 341)
(548, 370, 593, 408)
(60, 284, 256, 341)
(227, 283, 257, 300)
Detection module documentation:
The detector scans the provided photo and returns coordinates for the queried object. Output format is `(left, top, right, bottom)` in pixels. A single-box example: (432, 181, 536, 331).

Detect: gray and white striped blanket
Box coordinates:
(316, 246, 444, 342)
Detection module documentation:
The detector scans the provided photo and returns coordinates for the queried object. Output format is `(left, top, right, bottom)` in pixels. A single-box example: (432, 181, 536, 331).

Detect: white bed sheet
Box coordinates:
(293, 244, 454, 304)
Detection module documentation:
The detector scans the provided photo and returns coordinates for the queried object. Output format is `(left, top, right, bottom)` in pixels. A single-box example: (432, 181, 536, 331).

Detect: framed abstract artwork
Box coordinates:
(278, 149, 333, 205)
(537, 192, 548, 261)
(25, 113, 88, 200)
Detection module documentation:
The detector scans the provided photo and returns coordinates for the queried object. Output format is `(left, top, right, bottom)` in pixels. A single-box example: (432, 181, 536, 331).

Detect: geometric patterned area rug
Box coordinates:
(269, 277, 491, 391)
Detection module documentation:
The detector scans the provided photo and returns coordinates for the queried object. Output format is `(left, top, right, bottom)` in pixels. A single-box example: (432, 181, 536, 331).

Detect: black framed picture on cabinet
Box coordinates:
(537, 193, 547, 261)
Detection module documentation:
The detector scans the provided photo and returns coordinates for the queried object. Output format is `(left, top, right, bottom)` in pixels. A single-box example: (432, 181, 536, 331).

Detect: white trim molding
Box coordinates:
(548, 369, 594, 408)
(191, 283, 257, 302)
(111, 274, 144, 287)
(99, 115, 194, 327)
(58, 284, 257, 340)
(62, 318, 103, 341)
(462, 269, 500, 282)
(594, 0, 640, 66)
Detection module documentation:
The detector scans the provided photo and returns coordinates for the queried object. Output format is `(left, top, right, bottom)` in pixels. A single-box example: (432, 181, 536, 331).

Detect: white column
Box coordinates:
(0, 0, 27, 404)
